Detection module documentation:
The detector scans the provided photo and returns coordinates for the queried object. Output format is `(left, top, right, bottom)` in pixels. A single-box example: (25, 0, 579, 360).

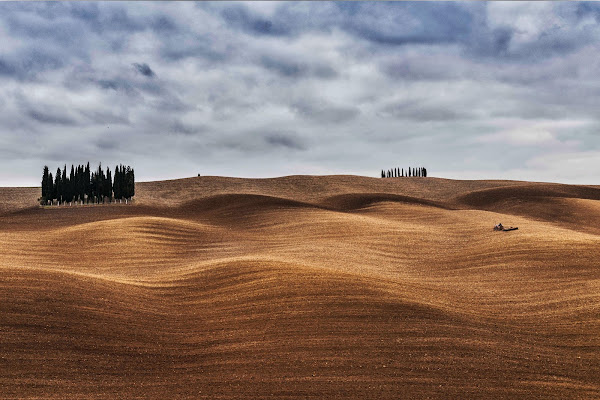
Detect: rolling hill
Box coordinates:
(1, 175, 599, 399)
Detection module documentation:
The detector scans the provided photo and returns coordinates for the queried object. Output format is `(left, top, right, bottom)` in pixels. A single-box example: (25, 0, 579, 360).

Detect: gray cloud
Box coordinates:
(133, 62, 155, 78)
(291, 101, 359, 124)
(264, 133, 306, 151)
(379, 100, 472, 122)
(26, 109, 77, 126)
(220, 5, 291, 37)
(1, 2, 600, 185)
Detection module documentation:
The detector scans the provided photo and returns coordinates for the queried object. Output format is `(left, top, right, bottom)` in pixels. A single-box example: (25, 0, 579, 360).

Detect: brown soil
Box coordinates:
(1, 175, 599, 399)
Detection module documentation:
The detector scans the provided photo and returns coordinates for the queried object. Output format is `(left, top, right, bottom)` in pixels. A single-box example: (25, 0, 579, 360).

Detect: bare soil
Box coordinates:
(1, 175, 599, 399)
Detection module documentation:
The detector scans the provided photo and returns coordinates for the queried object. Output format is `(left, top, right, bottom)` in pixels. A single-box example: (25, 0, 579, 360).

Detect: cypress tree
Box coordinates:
(47, 172, 54, 204)
(42, 166, 49, 200)
(90, 170, 96, 204)
(69, 165, 75, 204)
(75, 165, 80, 203)
(55, 168, 62, 205)
(85, 162, 91, 203)
(105, 166, 112, 202)
(97, 163, 104, 203)
(114, 165, 120, 200)
(125, 166, 132, 199)
(78, 165, 85, 203)
(131, 168, 135, 198)
(121, 165, 126, 198)
(62, 165, 68, 204)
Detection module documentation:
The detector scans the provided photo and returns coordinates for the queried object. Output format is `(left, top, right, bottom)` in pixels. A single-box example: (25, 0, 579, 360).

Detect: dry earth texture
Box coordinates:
(1, 175, 599, 399)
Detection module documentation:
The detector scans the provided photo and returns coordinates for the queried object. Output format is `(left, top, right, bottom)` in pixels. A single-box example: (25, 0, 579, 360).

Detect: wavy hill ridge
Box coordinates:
(1, 175, 599, 399)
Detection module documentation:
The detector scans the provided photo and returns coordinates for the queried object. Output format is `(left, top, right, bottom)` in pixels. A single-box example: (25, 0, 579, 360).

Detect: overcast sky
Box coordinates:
(1, 2, 600, 186)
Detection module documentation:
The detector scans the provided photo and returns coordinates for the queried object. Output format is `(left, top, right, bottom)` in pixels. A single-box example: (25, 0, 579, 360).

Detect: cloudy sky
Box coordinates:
(1, 1, 600, 186)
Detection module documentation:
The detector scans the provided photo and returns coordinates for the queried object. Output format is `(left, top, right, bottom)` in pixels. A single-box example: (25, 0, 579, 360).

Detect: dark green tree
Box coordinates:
(78, 165, 85, 203)
(125, 166, 135, 199)
(105, 166, 112, 202)
(62, 165, 69, 204)
(97, 163, 104, 203)
(84, 162, 91, 203)
(47, 172, 54, 204)
(54, 168, 62, 204)
(41, 166, 49, 200)
(114, 165, 120, 200)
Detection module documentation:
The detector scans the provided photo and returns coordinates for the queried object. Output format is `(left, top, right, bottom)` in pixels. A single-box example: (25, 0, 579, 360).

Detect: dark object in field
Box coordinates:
(493, 223, 518, 232)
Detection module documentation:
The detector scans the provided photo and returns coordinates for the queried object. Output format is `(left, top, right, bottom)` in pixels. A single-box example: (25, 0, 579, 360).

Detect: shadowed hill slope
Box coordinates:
(1, 175, 599, 399)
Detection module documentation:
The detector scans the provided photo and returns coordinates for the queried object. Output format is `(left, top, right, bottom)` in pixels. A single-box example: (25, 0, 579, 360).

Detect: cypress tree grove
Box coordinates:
(40, 162, 135, 206)
(379, 166, 428, 179)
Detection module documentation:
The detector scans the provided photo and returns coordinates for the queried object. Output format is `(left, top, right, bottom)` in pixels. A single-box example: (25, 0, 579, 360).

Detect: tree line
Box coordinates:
(41, 163, 134, 205)
(381, 167, 427, 178)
